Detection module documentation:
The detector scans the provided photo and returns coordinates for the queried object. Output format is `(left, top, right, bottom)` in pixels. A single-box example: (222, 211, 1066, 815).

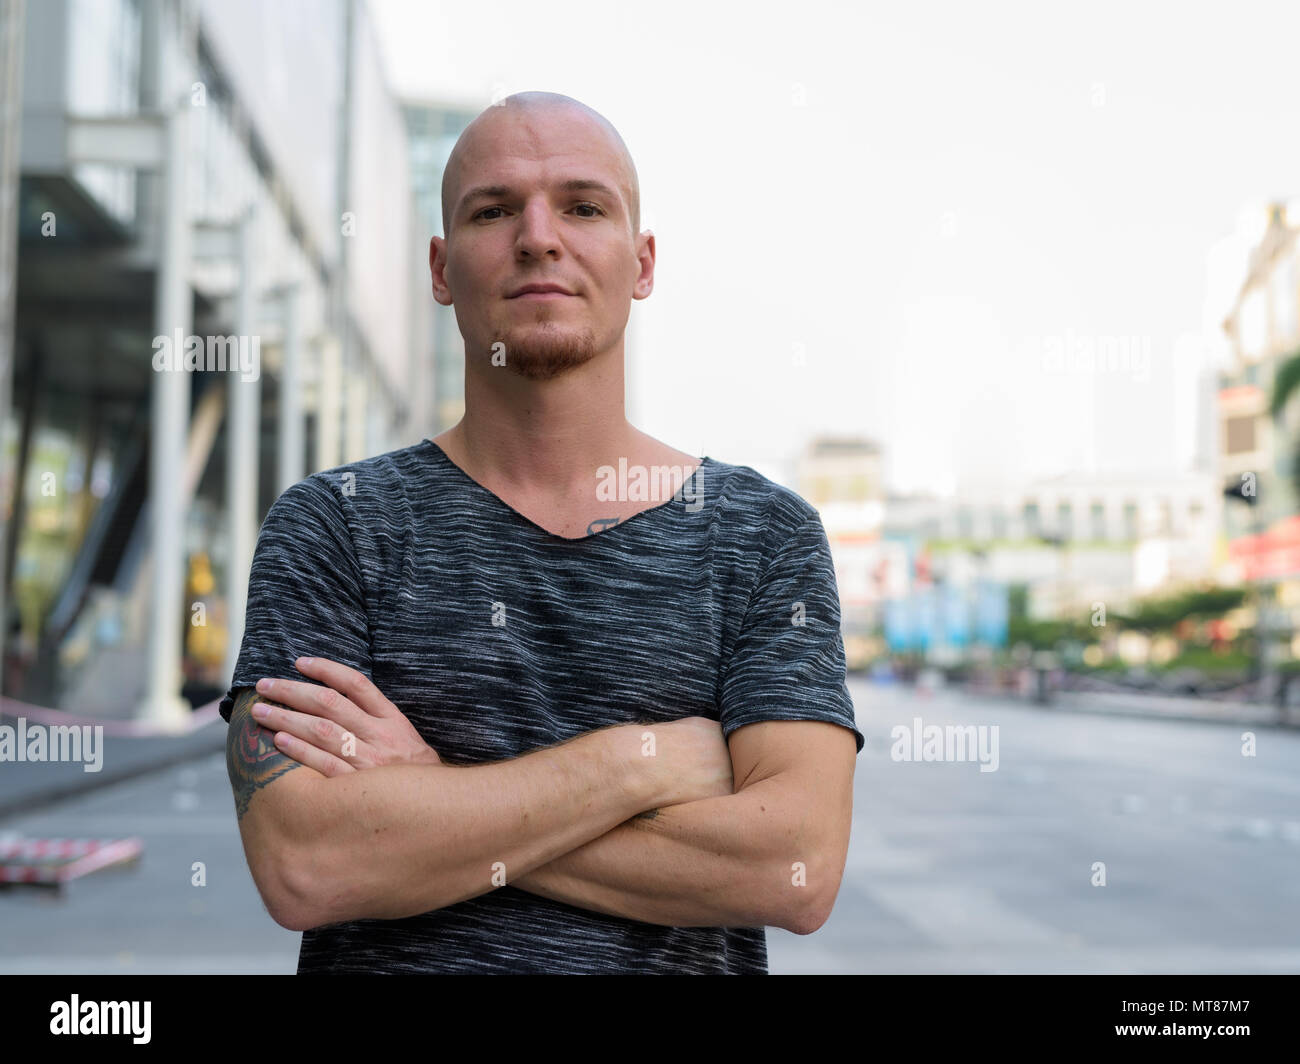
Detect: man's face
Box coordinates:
(431, 105, 652, 382)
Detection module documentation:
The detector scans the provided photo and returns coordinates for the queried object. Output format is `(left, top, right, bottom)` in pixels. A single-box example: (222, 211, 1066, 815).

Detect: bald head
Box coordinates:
(441, 91, 640, 239)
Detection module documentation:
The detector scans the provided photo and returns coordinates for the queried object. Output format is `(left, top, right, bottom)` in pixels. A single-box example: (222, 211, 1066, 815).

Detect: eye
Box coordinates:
(473, 202, 604, 221)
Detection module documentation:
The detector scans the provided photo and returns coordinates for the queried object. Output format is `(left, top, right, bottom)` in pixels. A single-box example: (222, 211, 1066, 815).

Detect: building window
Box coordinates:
(1023, 501, 1040, 539)
(1090, 501, 1106, 541)
(991, 509, 1007, 540)
(67, 0, 142, 227)
(1225, 415, 1256, 455)
(1056, 502, 1073, 541)
(1123, 501, 1139, 540)
(68, 0, 141, 116)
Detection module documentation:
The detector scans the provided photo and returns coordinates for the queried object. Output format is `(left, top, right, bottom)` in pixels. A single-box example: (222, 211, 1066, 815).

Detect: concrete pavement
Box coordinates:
(0, 699, 226, 821)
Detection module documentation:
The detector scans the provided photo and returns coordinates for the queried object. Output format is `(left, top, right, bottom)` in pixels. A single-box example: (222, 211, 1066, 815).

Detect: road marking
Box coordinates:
(866, 883, 1067, 947)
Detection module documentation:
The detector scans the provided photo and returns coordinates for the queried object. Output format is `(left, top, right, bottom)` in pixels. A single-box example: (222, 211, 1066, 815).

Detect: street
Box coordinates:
(2, 680, 1297, 974)
(0, 751, 298, 973)
(769, 682, 1300, 973)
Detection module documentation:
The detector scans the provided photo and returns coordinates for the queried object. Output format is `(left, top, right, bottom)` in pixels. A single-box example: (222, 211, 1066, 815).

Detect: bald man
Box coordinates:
(220, 92, 864, 974)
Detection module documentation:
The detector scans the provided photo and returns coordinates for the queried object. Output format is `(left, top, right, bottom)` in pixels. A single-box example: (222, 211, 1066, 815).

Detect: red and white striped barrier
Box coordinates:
(0, 837, 144, 884)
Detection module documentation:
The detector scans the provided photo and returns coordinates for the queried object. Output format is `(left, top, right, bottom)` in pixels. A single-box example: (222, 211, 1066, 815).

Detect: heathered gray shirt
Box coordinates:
(219, 437, 864, 974)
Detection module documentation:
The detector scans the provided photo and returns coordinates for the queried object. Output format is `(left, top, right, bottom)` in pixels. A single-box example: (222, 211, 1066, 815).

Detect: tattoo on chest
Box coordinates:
(586, 516, 621, 536)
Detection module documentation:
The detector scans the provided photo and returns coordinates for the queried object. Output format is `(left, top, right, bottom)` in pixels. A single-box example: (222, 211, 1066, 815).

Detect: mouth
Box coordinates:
(507, 284, 576, 299)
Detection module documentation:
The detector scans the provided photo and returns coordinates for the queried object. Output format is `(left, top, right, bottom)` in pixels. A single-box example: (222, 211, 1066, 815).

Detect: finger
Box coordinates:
(256, 676, 364, 733)
(294, 657, 399, 719)
(252, 698, 359, 758)
(272, 730, 354, 778)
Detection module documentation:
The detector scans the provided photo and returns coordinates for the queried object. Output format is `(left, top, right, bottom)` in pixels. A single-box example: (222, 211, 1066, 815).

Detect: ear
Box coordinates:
(632, 229, 655, 301)
(430, 235, 452, 306)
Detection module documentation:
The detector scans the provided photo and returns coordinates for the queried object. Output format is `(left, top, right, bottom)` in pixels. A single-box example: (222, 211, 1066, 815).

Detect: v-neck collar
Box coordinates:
(420, 438, 711, 544)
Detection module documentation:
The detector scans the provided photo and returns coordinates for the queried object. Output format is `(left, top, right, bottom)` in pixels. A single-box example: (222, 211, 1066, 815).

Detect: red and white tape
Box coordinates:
(0, 837, 144, 884)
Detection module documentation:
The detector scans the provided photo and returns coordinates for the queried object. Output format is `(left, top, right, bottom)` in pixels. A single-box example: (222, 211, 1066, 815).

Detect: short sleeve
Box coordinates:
(217, 477, 373, 723)
(719, 511, 864, 753)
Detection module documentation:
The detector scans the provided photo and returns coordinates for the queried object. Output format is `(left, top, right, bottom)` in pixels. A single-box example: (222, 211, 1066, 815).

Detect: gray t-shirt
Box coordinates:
(219, 438, 864, 974)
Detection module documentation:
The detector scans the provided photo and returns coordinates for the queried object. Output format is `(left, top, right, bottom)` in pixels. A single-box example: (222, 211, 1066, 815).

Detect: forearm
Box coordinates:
(512, 774, 826, 932)
(279, 724, 659, 927)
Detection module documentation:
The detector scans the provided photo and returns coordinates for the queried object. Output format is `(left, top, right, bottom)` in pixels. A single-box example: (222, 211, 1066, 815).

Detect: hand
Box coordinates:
(250, 657, 442, 777)
(643, 716, 734, 807)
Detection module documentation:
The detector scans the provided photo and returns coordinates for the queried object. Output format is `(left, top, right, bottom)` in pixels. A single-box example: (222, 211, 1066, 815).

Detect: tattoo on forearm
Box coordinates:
(226, 686, 300, 821)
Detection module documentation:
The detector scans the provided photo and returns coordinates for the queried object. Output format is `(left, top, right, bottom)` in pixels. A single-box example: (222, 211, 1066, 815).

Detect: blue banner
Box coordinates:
(974, 580, 1009, 647)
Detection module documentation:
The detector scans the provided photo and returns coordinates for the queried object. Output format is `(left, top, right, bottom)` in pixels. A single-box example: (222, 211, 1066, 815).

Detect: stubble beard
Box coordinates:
(490, 315, 600, 382)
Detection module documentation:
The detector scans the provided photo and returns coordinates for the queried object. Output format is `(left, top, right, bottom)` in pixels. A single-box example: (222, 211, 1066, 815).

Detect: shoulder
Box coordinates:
(699, 455, 824, 549)
(301, 440, 434, 506)
(261, 440, 436, 520)
(259, 440, 435, 543)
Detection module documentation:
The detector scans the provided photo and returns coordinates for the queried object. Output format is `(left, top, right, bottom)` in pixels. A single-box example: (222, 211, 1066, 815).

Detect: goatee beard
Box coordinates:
(491, 321, 599, 381)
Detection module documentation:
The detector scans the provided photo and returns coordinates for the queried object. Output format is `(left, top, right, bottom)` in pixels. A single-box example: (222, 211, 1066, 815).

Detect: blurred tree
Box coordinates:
(1114, 587, 1247, 633)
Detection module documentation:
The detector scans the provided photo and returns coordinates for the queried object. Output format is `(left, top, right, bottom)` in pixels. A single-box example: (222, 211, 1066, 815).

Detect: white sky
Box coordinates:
(370, 0, 1299, 495)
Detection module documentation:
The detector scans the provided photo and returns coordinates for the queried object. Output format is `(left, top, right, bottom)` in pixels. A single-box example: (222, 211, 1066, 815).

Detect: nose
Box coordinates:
(514, 196, 561, 259)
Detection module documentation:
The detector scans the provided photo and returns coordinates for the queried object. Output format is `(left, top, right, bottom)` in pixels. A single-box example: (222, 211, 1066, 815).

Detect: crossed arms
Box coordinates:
(226, 660, 857, 935)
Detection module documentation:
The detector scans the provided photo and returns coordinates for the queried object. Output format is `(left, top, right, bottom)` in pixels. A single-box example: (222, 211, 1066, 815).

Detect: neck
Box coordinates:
(448, 341, 640, 496)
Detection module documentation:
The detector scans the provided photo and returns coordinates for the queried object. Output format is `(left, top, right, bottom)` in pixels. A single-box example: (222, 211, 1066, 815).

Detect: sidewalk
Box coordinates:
(0, 698, 227, 822)
(963, 684, 1299, 728)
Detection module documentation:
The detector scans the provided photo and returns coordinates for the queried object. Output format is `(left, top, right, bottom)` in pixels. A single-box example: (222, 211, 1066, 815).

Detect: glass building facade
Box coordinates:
(405, 102, 476, 435)
(2, 0, 433, 720)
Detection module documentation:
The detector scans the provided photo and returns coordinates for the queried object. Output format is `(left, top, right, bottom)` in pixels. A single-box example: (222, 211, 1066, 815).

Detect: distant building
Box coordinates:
(884, 469, 1218, 622)
(794, 437, 888, 666)
(791, 430, 1220, 660)
(1218, 201, 1300, 585)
